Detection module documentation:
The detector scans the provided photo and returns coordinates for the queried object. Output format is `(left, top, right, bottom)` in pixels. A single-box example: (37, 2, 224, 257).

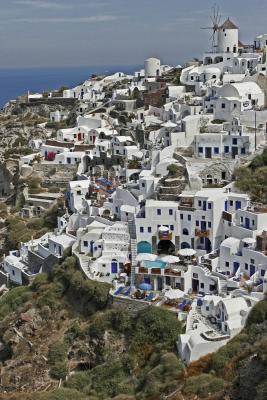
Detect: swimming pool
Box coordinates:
(142, 260, 167, 269)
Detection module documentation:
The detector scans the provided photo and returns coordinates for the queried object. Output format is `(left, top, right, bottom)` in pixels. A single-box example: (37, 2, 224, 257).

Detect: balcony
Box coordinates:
(195, 229, 210, 238)
(159, 233, 173, 241)
(178, 204, 196, 212)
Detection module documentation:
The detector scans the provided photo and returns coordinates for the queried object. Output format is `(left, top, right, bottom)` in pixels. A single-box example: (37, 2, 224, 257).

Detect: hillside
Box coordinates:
(0, 256, 267, 400)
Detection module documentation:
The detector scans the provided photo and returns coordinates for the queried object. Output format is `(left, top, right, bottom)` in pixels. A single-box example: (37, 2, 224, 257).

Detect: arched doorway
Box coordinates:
(181, 242, 190, 249)
(196, 238, 212, 253)
(137, 241, 152, 254)
(157, 240, 175, 254)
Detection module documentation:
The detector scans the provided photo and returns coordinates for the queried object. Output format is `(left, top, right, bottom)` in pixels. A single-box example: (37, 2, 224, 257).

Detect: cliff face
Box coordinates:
(0, 259, 267, 400)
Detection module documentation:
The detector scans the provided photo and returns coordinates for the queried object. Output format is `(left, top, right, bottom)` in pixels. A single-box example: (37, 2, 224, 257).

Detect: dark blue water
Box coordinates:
(0, 65, 140, 109)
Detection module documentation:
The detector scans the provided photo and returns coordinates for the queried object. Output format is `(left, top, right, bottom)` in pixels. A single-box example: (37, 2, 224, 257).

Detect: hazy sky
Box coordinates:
(1, 0, 267, 69)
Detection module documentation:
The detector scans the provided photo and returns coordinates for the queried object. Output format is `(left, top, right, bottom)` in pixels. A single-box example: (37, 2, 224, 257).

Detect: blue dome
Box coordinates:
(139, 282, 152, 291)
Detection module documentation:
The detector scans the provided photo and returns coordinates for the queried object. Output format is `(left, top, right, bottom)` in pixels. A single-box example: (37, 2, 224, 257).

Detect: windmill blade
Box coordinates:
(209, 32, 215, 41)
(201, 27, 214, 30)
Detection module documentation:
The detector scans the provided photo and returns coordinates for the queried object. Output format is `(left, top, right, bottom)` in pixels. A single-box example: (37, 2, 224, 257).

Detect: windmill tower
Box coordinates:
(201, 4, 221, 53)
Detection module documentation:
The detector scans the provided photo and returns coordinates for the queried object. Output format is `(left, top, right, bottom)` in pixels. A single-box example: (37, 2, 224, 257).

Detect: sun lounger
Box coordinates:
(114, 287, 124, 296)
(123, 287, 131, 296)
(145, 293, 154, 301)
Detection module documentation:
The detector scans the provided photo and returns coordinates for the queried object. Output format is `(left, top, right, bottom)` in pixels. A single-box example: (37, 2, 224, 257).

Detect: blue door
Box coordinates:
(111, 260, 118, 274)
(233, 262, 240, 274)
(235, 201, 241, 210)
(203, 201, 207, 211)
(201, 221, 207, 231)
(144, 277, 151, 284)
(250, 264, 256, 276)
(245, 218, 250, 229)
(224, 201, 228, 211)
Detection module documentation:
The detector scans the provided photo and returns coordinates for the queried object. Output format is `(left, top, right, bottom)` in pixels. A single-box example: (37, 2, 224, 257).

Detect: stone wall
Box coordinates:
(110, 294, 150, 316)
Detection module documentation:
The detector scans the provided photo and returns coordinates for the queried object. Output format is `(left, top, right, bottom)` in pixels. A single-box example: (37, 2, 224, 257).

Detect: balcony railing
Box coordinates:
(159, 233, 173, 241)
(195, 229, 210, 238)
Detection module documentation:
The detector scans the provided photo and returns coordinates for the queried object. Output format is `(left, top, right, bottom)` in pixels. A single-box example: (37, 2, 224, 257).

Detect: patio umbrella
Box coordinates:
(161, 255, 180, 264)
(136, 253, 158, 262)
(178, 248, 196, 257)
(139, 282, 152, 291)
(161, 121, 177, 128)
(164, 289, 184, 300)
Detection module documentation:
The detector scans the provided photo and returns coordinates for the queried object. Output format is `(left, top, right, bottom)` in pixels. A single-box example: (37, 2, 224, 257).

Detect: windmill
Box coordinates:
(201, 4, 221, 52)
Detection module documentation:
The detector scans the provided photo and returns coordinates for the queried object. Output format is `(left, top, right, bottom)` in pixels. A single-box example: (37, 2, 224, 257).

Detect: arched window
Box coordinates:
(182, 228, 189, 236)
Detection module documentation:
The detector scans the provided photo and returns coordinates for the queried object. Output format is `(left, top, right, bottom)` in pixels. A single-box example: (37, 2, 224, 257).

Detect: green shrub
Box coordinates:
(183, 373, 226, 397)
(247, 299, 267, 325)
(48, 341, 68, 365)
(0, 286, 32, 319)
(49, 361, 68, 380)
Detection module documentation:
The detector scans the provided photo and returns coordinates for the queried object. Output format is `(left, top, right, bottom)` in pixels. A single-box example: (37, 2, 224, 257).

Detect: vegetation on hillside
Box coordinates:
(234, 148, 267, 203)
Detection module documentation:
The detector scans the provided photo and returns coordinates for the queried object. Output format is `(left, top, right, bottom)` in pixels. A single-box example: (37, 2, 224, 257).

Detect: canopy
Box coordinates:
(178, 248, 196, 257)
(139, 282, 152, 291)
(136, 253, 158, 262)
(164, 289, 185, 300)
(161, 255, 180, 264)
(158, 226, 169, 233)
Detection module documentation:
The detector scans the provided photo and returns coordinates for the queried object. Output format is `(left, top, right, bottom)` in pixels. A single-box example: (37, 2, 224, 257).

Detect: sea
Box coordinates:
(0, 64, 140, 109)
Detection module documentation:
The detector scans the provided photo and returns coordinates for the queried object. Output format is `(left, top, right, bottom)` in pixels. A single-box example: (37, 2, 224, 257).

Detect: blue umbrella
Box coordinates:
(139, 282, 152, 291)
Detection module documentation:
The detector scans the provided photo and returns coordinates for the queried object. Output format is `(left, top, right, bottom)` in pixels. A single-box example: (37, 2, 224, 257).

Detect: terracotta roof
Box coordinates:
(220, 18, 238, 30)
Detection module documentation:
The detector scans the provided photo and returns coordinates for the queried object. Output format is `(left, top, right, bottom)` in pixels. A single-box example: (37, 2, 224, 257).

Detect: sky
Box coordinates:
(1, 0, 267, 69)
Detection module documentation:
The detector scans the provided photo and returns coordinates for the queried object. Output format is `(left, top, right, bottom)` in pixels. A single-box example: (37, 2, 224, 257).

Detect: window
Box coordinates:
(140, 227, 144, 233)
(222, 103, 226, 109)
(240, 216, 243, 222)
(183, 228, 189, 235)
(169, 209, 173, 216)
(157, 209, 161, 215)
(198, 200, 202, 207)
(251, 259, 255, 264)
(230, 200, 233, 206)
(196, 220, 199, 227)
(206, 306, 209, 311)
(225, 262, 229, 267)
(248, 94, 252, 100)
(232, 138, 237, 145)
(83, 241, 88, 247)
(148, 227, 152, 233)
(198, 147, 203, 153)
(233, 103, 237, 108)
(208, 203, 212, 209)
(142, 182, 145, 188)
(193, 273, 198, 279)
(200, 283, 204, 289)
(208, 222, 212, 228)
(224, 146, 229, 153)
(98, 245, 101, 248)
(241, 147, 246, 154)
(214, 147, 219, 154)
(188, 215, 191, 221)
(180, 214, 183, 220)
(245, 263, 248, 270)
(170, 225, 174, 231)
(12, 270, 15, 276)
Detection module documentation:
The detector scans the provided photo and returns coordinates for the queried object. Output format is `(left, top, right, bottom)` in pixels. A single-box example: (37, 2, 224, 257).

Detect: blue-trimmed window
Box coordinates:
(157, 209, 161, 215)
(169, 209, 173, 215)
(148, 227, 152, 233)
(214, 147, 219, 154)
(140, 227, 144, 233)
(198, 147, 203, 153)
(224, 146, 229, 153)
(232, 138, 237, 145)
